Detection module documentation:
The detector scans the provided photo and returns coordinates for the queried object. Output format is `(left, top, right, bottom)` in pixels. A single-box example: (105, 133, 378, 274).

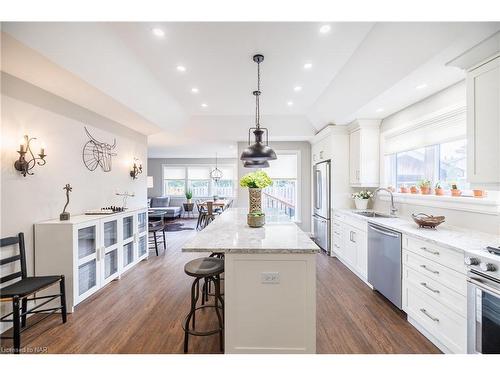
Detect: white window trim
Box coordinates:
(377, 190, 499, 215)
(162, 163, 237, 198)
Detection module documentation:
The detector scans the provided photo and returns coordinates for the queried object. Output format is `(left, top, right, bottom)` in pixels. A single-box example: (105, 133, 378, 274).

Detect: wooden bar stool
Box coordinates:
(182, 257, 224, 353)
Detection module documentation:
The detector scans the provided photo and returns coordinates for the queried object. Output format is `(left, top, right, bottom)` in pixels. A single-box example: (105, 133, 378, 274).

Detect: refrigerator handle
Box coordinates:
(315, 169, 322, 210)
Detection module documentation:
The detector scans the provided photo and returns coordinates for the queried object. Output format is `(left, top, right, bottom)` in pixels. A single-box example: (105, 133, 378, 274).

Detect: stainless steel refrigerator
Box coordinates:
(313, 160, 331, 253)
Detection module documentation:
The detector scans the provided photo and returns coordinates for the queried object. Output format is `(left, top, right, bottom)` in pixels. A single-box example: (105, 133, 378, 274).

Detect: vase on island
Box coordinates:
(240, 171, 273, 228)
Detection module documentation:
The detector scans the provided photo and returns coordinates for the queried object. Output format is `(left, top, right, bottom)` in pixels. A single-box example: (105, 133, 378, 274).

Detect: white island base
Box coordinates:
(182, 208, 319, 354)
(224, 252, 316, 353)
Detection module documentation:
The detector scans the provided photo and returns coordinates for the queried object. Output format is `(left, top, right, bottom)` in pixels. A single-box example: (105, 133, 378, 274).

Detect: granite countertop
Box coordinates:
(336, 208, 499, 255)
(182, 208, 320, 254)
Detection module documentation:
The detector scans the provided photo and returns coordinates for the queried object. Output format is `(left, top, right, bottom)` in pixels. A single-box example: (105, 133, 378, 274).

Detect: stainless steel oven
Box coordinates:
(466, 251, 500, 354)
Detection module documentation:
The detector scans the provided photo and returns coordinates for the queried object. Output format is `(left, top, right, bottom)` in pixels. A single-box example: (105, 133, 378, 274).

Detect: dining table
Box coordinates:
(200, 199, 229, 210)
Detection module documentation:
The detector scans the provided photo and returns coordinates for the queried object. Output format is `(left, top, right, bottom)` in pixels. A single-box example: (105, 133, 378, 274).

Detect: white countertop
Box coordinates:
(182, 208, 320, 254)
(36, 207, 148, 225)
(336, 209, 499, 255)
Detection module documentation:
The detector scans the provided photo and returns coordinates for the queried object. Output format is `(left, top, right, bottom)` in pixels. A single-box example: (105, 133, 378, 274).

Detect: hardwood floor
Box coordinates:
(1, 219, 440, 354)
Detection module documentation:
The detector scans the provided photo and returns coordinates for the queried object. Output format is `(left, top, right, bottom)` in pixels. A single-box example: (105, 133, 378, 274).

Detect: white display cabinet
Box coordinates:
(35, 207, 148, 312)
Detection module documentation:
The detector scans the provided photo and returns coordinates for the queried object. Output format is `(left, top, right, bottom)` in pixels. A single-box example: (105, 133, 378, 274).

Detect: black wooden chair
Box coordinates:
(0, 233, 67, 354)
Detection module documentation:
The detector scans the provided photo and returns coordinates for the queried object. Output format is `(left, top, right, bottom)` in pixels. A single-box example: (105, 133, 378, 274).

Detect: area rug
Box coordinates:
(164, 223, 195, 232)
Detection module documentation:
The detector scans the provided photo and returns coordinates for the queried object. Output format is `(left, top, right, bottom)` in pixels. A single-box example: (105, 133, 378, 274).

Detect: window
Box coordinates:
(188, 167, 211, 197)
(385, 139, 469, 190)
(163, 164, 236, 197)
(163, 167, 186, 196)
(263, 153, 298, 220)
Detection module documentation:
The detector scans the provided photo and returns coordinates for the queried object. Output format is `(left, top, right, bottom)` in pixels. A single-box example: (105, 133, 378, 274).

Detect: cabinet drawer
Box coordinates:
(332, 212, 344, 221)
(406, 284, 466, 353)
(404, 235, 465, 274)
(332, 222, 343, 238)
(403, 250, 467, 296)
(403, 265, 466, 317)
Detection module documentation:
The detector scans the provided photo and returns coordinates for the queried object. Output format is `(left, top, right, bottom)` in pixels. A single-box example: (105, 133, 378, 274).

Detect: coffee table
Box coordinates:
(148, 210, 168, 223)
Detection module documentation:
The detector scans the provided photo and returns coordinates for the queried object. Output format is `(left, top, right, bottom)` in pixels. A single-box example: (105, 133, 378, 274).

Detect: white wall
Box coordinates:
(237, 141, 312, 233)
(1, 74, 148, 296)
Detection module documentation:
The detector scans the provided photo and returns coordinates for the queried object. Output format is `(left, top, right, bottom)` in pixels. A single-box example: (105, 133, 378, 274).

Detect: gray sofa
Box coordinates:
(148, 196, 182, 219)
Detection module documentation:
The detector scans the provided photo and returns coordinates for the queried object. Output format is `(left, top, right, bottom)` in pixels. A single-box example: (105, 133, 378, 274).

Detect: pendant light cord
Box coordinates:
(255, 61, 261, 129)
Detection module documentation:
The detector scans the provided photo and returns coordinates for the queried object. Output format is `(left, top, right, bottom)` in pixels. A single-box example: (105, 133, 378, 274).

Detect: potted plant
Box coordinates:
(450, 183, 461, 197)
(351, 190, 373, 210)
(240, 171, 273, 227)
(434, 182, 444, 196)
(400, 184, 409, 193)
(418, 179, 432, 195)
(410, 185, 419, 194)
(185, 190, 193, 204)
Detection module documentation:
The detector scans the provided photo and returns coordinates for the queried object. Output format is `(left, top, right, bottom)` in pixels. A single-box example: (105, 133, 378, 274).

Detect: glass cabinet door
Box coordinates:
(78, 226, 96, 259)
(123, 242, 134, 267)
(104, 249, 118, 279)
(103, 220, 118, 248)
(123, 216, 134, 241)
(78, 259, 97, 296)
(138, 235, 147, 258)
(138, 212, 147, 233)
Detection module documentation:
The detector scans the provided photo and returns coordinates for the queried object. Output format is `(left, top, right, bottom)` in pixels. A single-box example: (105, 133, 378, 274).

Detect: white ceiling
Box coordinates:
(2, 22, 500, 158)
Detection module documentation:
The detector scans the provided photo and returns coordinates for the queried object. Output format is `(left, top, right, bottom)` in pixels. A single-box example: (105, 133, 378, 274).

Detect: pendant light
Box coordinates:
(243, 160, 270, 168)
(210, 153, 223, 182)
(240, 54, 277, 167)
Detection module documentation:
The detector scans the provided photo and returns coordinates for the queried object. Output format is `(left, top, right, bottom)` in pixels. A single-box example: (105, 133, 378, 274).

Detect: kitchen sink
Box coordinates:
(354, 211, 396, 218)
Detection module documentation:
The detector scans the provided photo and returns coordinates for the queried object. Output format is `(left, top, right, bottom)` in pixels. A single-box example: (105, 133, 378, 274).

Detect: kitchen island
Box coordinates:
(182, 208, 320, 354)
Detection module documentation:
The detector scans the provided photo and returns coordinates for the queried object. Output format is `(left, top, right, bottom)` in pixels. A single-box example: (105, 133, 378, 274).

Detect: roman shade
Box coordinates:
(266, 154, 297, 179)
(383, 105, 466, 155)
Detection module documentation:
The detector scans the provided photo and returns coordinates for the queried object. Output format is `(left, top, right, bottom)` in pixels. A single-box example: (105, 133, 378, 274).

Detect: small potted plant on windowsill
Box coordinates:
(418, 179, 432, 195)
(185, 190, 193, 204)
(451, 183, 462, 197)
(434, 182, 444, 196)
(351, 190, 373, 210)
(400, 184, 409, 193)
(410, 185, 419, 194)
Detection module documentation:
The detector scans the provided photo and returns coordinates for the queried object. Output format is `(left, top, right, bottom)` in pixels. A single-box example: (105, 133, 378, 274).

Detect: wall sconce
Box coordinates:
(14, 135, 47, 177)
(130, 158, 143, 180)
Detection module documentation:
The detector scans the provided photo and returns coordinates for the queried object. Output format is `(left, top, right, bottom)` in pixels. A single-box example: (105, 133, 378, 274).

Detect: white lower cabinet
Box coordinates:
(331, 213, 368, 281)
(35, 207, 148, 311)
(402, 235, 467, 353)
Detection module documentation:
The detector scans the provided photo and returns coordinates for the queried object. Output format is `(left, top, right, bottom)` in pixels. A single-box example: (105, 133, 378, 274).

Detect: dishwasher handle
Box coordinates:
(369, 224, 400, 238)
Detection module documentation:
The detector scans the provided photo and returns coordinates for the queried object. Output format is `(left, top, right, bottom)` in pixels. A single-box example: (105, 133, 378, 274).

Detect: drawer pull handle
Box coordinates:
(421, 246, 439, 256)
(420, 308, 439, 322)
(334, 244, 340, 249)
(420, 265, 439, 275)
(420, 282, 440, 294)
(334, 231, 341, 236)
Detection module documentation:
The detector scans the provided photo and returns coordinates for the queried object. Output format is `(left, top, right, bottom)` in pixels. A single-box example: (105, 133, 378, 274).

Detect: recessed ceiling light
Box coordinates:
(319, 24, 331, 34)
(151, 28, 165, 38)
(287, 101, 293, 107)
(416, 83, 428, 90)
(191, 87, 199, 93)
(303, 62, 313, 70)
(294, 86, 302, 92)
(176, 65, 186, 72)
(201, 103, 208, 108)
(376, 108, 384, 113)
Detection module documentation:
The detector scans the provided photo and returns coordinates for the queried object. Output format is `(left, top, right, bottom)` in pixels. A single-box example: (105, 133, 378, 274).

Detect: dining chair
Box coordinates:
(196, 200, 207, 230)
(0, 233, 67, 354)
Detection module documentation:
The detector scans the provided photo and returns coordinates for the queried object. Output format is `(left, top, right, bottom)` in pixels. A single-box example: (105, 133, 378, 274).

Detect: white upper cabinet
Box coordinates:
(312, 134, 332, 164)
(348, 120, 381, 187)
(466, 55, 500, 189)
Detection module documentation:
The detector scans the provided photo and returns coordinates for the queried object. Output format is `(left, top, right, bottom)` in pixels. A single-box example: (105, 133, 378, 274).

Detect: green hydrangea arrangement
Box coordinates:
(239, 171, 273, 189)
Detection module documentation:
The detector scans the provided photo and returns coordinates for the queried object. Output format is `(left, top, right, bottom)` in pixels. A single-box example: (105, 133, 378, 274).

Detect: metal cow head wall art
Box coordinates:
(82, 126, 117, 172)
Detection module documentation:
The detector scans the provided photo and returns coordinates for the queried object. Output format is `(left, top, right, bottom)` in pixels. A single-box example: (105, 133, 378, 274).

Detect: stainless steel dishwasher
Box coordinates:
(368, 223, 402, 309)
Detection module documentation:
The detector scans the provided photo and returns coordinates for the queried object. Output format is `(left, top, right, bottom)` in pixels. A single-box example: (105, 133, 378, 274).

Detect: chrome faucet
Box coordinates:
(374, 188, 398, 216)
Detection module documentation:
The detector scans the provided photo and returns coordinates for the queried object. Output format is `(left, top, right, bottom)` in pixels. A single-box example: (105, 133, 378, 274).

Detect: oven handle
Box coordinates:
(468, 276, 500, 298)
